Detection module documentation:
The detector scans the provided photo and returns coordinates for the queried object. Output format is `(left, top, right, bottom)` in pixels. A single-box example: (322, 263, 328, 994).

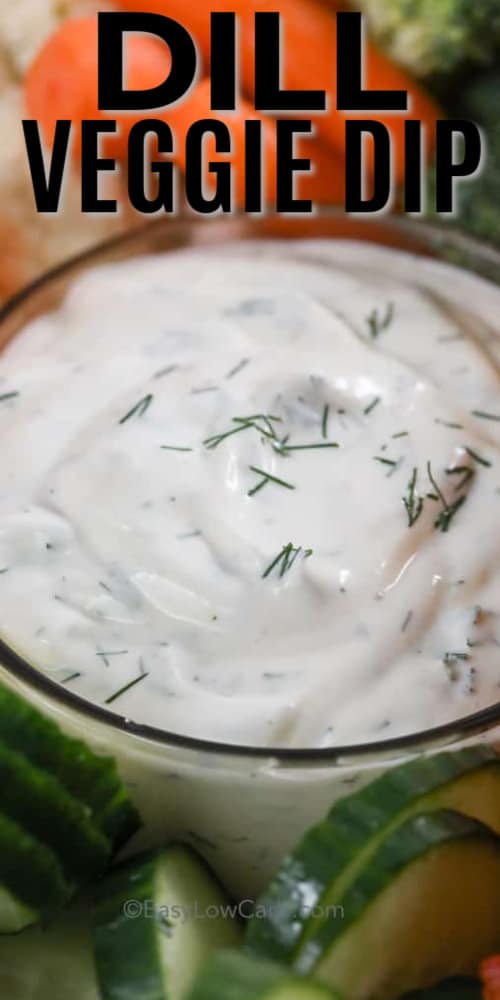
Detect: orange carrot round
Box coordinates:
(161, 78, 344, 208)
(25, 15, 172, 160)
(481, 956, 500, 1000)
(117, 0, 441, 184)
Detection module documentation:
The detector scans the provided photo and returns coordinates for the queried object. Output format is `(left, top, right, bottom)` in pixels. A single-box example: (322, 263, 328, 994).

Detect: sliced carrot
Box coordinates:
(117, 0, 441, 184)
(24, 15, 172, 160)
(481, 956, 500, 1000)
(160, 78, 344, 208)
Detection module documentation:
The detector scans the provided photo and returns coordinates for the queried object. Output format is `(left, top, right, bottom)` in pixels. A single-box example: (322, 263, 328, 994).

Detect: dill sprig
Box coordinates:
(248, 467, 295, 497)
(119, 394, 153, 425)
(446, 465, 474, 492)
(403, 468, 424, 528)
(464, 446, 491, 468)
(366, 302, 394, 339)
(471, 409, 500, 422)
(262, 543, 313, 580)
(321, 404, 330, 439)
(161, 445, 193, 453)
(105, 670, 149, 705)
(275, 442, 339, 455)
(0, 391, 20, 404)
(374, 456, 397, 467)
(204, 414, 282, 450)
(435, 418, 464, 430)
(364, 396, 381, 416)
(427, 461, 468, 533)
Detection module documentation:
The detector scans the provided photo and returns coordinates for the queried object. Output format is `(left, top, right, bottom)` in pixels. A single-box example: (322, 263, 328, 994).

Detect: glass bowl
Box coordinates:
(1, 212, 500, 898)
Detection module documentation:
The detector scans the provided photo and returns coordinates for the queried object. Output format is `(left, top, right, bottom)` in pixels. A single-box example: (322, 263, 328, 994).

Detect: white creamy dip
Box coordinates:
(1, 239, 500, 749)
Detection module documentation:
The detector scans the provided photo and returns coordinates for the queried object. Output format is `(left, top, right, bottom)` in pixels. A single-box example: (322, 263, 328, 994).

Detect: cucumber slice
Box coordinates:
(0, 812, 71, 931)
(403, 978, 481, 999)
(186, 950, 342, 1000)
(92, 845, 243, 1000)
(0, 682, 141, 849)
(246, 747, 500, 963)
(0, 743, 111, 884)
(297, 810, 500, 999)
(0, 897, 98, 1000)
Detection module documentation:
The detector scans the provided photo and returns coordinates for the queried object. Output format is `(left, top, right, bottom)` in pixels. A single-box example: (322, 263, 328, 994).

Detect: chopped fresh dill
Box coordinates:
(366, 302, 395, 339)
(226, 358, 250, 379)
(401, 610, 413, 633)
(61, 672, 81, 685)
(374, 456, 397, 467)
(277, 442, 339, 454)
(321, 403, 330, 439)
(96, 650, 128, 659)
(248, 466, 296, 497)
(446, 465, 475, 492)
(392, 431, 409, 439)
(0, 391, 20, 404)
(262, 543, 313, 580)
(161, 445, 193, 452)
(403, 468, 424, 528)
(105, 671, 149, 705)
(0, 568, 8, 575)
(443, 651, 470, 663)
(191, 385, 219, 395)
(153, 364, 177, 380)
(119, 394, 153, 425)
(204, 414, 281, 450)
(427, 461, 467, 533)
(434, 418, 464, 430)
(464, 446, 492, 468)
(471, 409, 500, 422)
(364, 396, 381, 416)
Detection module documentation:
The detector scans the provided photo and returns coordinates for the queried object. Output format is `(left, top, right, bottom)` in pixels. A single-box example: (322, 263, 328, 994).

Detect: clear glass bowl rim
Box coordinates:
(1, 210, 500, 763)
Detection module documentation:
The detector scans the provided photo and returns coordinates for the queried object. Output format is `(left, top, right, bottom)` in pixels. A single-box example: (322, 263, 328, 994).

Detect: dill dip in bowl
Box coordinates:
(0, 214, 500, 897)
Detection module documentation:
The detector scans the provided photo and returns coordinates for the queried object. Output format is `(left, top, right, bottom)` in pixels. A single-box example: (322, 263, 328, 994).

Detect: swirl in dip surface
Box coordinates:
(0, 239, 500, 749)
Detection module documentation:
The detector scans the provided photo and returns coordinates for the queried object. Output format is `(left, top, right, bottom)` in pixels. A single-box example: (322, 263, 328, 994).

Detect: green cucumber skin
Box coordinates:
(93, 852, 166, 1000)
(403, 978, 481, 999)
(245, 747, 499, 963)
(186, 950, 341, 1000)
(296, 810, 499, 974)
(0, 683, 141, 849)
(0, 743, 111, 884)
(0, 812, 71, 924)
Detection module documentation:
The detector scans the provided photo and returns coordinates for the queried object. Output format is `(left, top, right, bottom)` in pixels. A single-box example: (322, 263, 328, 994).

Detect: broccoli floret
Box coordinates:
(357, 0, 500, 79)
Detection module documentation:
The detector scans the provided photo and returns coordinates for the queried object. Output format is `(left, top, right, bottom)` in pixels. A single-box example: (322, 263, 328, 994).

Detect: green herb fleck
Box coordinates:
(161, 445, 193, 452)
(321, 404, 330, 439)
(262, 543, 313, 580)
(248, 467, 296, 497)
(366, 302, 394, 339)
(105, 671, 149, 705)
(277, 442, 339, 454)
(119, 394, 153, 425)
(392, 431, 409, 439)
(403, 468, 424, 528)
(204, 414, 281, 450)
(471, 410, 500, 422)
(364, 396, 381, 416)
(435, 418, 464, 430)
(427, 461, 467, 533)
(464, 446, 491, 468)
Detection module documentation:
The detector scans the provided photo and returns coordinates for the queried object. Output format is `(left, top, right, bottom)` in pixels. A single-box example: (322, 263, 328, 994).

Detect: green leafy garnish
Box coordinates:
(262, 543, 313, 580)
(0, 391, 20, 404)
(105, 671, 149, 705)
(403, 468, 424, 527)
(366, 302, 394, 339)
(119, 394, 153, 425)
(248, 467, 296, 497)
(321, 404, 330, 439)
